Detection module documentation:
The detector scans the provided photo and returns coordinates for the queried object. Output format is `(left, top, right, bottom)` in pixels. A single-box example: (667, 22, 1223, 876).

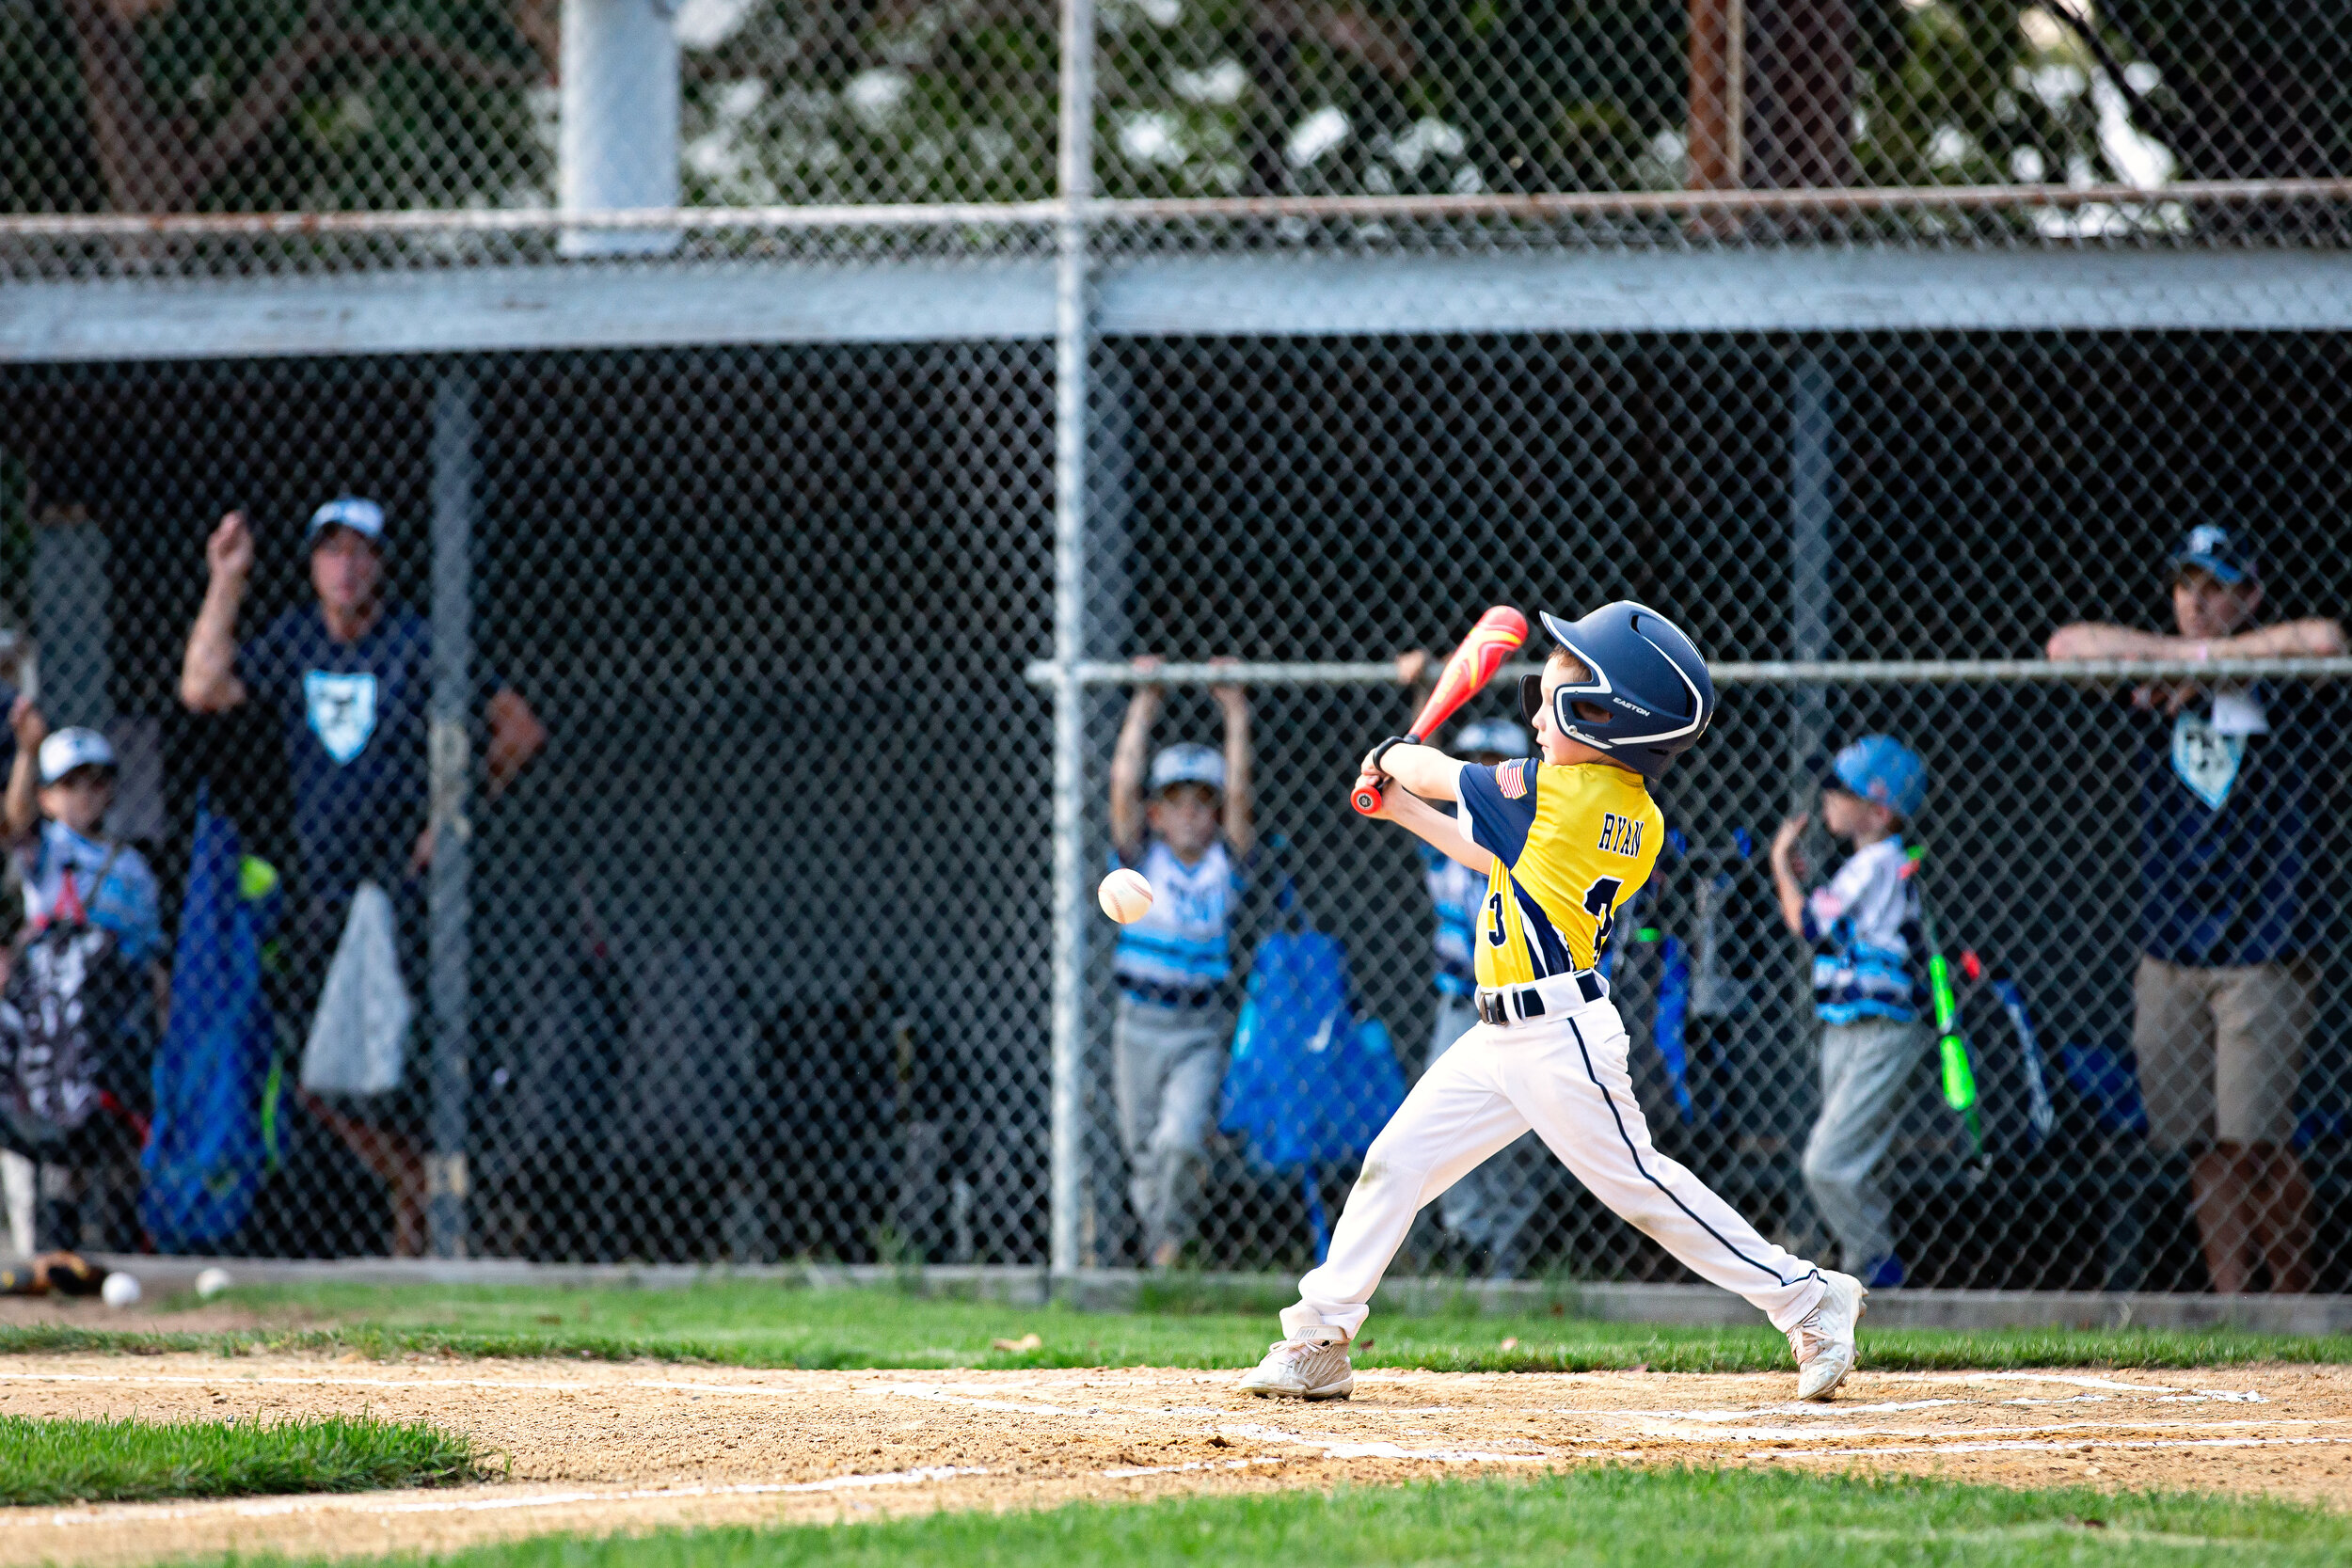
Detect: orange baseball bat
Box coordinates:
(1353, 605, 1530, 816)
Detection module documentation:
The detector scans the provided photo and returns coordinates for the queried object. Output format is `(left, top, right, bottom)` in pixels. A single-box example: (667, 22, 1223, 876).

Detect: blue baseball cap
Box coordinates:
(1825, 735, 1926, 819)
(307, 496, 386, 549)
(2169, 524, 2257, 586)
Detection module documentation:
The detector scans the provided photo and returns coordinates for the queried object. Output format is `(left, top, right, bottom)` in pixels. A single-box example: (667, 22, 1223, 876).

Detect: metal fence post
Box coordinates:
(559, 0, 682, 257)
(428, 370, 478, 1259)
(1780, 347, 1835, 1214)
(1048, 0, 1096, 1282)
(1787, 347, 1835, 800)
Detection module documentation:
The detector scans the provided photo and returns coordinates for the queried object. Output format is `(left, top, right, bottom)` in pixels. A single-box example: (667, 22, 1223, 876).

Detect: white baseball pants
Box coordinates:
(1281, 996, 1828, 1340)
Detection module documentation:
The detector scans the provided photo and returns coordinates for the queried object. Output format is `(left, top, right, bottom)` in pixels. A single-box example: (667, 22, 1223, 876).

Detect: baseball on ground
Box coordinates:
(195, 1266, 234, 1299)
(1098, 867, 1154, 923)
(100, 1272, 141, 1309)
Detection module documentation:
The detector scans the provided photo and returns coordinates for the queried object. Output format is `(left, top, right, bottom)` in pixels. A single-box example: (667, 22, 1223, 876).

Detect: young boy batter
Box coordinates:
(1240, 603, 1865, 1402)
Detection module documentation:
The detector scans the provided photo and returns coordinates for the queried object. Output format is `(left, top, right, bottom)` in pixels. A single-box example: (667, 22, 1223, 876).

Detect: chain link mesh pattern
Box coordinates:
(0, 4, 2347, 1297)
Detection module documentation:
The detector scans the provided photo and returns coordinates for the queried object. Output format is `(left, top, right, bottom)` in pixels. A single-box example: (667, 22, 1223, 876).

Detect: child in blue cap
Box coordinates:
(1769, 735, 1931, 1290)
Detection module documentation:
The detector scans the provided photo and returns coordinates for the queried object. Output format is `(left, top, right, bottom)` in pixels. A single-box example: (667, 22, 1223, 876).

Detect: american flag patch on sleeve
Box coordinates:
(1497, 759, 1528, 798)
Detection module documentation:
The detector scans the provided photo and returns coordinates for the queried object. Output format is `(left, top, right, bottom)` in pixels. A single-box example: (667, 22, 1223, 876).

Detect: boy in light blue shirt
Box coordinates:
(1770, 735, 1931, 1290)
(5, 707, 161, 967)
(1108, 664, 1253, 1267)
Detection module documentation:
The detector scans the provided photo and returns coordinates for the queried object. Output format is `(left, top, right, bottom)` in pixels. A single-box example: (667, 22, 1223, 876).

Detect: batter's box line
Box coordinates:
(1098, 1456, 1290, 1480)
(1758, 1435, 2352, 1459)
(0, 1467, 995, 1531)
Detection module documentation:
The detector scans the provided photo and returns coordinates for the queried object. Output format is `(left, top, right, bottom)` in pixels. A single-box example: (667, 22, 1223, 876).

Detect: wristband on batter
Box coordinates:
(1366, 736, 1409, 773)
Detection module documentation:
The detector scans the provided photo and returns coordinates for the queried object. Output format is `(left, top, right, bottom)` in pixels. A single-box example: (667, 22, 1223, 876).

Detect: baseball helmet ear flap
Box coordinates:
(1552, 683, 1612, 740)
(1518, 669, 1619, 737)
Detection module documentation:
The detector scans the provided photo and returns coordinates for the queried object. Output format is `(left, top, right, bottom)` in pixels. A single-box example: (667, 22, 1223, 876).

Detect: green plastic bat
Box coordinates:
(1906, 846, 1983, 1159)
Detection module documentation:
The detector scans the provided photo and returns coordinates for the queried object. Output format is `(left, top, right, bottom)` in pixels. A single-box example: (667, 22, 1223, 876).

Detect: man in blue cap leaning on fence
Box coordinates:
(2047, 525, 2344, 1292)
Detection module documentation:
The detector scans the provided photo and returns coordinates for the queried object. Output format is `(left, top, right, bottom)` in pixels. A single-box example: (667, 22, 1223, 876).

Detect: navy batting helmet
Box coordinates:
(1518, 602, 1715, 778)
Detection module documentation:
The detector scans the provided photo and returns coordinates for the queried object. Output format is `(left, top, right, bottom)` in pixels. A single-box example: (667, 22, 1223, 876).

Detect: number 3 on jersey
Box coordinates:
(1490, 877, 1624, 963)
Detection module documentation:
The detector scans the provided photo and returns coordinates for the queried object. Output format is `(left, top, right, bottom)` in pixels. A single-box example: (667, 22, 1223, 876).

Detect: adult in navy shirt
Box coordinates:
(2048, 526, 2344, 1293)
(180, 498, 546, 1256)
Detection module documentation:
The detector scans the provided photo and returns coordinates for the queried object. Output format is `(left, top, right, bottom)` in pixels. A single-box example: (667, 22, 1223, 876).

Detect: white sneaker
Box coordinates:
(1237, 1336, 1355, 1400)
(1789, 1271, 1867, 1402)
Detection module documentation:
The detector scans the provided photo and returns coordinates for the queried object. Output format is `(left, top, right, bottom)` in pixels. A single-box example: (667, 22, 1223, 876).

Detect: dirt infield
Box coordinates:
(2, 1353, 2346, 1564)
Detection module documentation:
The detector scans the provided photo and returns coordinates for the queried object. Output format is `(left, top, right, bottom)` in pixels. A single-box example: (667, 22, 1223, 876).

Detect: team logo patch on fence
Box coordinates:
(305, 672, 380, 765)
(1497, 759, 1528, 799)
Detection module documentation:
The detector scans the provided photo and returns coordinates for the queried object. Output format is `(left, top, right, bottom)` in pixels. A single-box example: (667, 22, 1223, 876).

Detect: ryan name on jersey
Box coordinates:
(1596, 811, 1645, 859)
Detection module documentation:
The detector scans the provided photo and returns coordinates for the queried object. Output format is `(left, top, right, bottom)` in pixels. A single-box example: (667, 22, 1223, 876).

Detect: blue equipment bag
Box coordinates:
(1219, 927, 1406, 1259)
(142, 795, 281, 1250)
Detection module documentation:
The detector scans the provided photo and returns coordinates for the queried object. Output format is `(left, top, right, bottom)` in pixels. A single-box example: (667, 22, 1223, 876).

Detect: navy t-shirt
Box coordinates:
(243, 606, 497, 895)
(2137, 681, 2343, 967)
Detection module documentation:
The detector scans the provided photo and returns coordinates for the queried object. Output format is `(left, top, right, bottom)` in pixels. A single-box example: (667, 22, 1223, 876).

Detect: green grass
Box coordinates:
(0, 1412, 486, 1506)
(6, 1277, 2349, 1376)
(215, 1469, 2352, 1566)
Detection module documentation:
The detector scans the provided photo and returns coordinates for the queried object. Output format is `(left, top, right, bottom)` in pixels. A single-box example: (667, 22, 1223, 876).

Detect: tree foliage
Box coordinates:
(0, 0, 2333, 215)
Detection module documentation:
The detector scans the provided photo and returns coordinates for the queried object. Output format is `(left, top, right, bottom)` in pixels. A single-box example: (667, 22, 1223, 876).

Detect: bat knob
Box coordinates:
(1351, 782, 1385, 816)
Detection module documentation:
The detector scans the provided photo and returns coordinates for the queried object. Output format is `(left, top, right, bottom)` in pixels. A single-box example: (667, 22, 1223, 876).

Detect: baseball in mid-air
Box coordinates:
(100, 1272, 142, 1309)
(195, 1266, 234, 1300)
(1098, 867, 1153, 924)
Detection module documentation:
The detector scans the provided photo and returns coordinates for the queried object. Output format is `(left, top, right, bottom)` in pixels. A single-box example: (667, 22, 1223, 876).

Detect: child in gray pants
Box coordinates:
(1770, 736, 1931, 1291)
(1107, 664, 1253, 1267)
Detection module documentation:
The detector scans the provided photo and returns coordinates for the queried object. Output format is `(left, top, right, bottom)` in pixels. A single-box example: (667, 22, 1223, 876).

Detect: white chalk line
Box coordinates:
(872, 1382, 2324, 1455)
(1099, 1457, 1289, 1480)
(0, 1369, 2274, 1412)
(1210, 1421, 1549, 1465)
(1890, 1372, 2247, 1396)
(880, 1394, 1560, 1465)
(877, 1384, 1074, 1416)
(0, 1370, 828, 1402)
(1575, 1389, 2265, 1420)
(0, 1445, 1396, 1535)
(17, 1371, 2310, 1458)
(1763, 1435, 2352, 1460)
(1625, 1418, 2326, 1445)
(0, 1466, 993, 1531)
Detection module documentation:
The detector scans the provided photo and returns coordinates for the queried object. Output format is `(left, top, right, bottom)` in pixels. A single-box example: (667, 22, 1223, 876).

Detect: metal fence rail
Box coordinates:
(1030, 658, 2352, 687)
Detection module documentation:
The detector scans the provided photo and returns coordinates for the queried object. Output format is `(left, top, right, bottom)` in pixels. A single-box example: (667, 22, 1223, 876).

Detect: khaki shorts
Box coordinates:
(2132, 956, 2312, 1152)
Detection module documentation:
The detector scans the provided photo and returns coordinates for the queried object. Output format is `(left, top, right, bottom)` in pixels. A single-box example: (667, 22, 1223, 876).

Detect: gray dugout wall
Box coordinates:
(8, 327, 2352, 1284)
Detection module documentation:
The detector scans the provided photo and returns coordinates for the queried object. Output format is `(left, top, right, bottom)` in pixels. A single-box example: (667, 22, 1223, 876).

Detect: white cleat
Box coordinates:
(1789, 1271, 1867, 1402)
(1237, 1336, 1355, 1401)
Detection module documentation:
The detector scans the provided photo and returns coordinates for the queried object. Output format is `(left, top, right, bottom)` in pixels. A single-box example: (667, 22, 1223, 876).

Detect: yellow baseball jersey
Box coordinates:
(1456, 757, 1662, 988)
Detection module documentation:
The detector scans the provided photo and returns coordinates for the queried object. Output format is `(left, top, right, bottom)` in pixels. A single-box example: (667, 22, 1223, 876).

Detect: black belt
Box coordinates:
(1476, 970, 1605, 1026)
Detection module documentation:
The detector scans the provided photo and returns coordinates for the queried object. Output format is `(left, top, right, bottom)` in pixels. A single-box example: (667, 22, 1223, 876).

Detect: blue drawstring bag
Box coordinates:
(1219, 927, 1406, 1259)
(142, 795, 281, 1250)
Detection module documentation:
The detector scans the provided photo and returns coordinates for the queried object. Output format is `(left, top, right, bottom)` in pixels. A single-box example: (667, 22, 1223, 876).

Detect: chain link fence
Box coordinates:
(0, 2, 2348, 1296)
